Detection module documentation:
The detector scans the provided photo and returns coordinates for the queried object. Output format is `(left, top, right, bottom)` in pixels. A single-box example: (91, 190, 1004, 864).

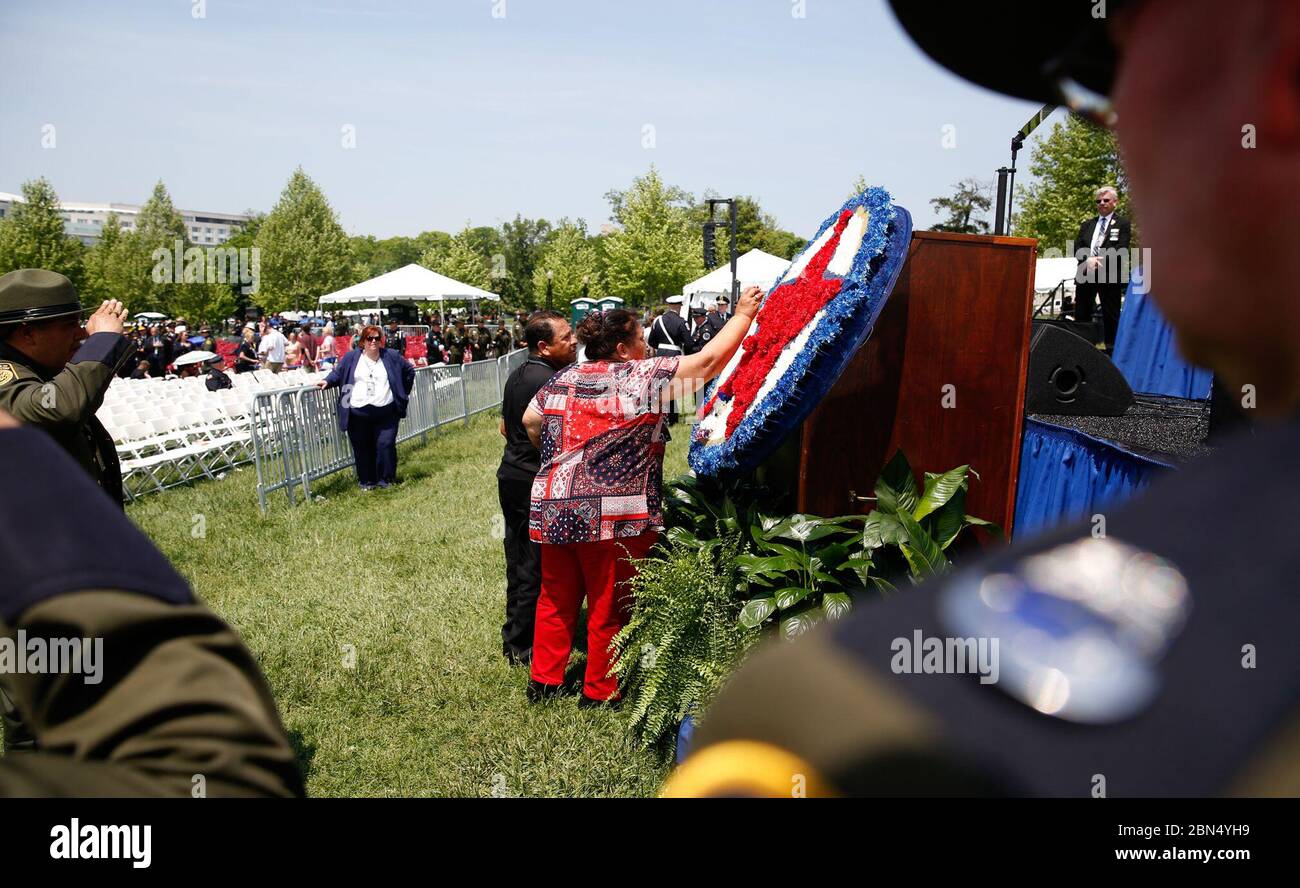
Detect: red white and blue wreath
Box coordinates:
(688, 187, 913, 476)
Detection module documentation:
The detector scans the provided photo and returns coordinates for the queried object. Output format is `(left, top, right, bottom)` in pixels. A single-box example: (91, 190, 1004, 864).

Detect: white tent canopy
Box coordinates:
(680, 249, 791, 313)
(318, 263, 500, 307)
(1035, 257, 1079, 295)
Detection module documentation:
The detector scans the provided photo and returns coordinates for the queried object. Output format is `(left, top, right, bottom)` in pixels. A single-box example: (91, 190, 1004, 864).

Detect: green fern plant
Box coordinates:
(611, 532, 759, 753)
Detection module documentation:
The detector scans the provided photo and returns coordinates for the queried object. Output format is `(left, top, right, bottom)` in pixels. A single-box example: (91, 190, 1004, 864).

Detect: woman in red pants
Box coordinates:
(522, 288, 762, 706)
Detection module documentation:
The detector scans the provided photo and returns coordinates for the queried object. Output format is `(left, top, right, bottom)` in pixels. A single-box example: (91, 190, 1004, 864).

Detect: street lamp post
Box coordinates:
(546, 269, 554, 311)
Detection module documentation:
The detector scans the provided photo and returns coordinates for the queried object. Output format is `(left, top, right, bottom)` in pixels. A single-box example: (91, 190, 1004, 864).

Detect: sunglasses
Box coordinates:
(364, 336, 382, 342)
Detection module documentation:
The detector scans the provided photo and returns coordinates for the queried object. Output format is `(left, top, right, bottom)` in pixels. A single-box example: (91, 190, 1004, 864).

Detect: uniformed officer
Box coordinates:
(0, 411, 304, 796)
(0, 269, 134, 506)
(648, 305, 695, 424)
(494, 323, 514, 357)
(667, 0, 1300, 797)
(512, 311, 528, 350)
(688, 305, 717, 352)
(445, 322, 466, 364)
(426, 321, 448, 364)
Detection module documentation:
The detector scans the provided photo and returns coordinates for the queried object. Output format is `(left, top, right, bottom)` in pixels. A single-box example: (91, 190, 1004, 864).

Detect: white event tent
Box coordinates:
(680, 249, 791, 316)
(318, 263, 500, 324)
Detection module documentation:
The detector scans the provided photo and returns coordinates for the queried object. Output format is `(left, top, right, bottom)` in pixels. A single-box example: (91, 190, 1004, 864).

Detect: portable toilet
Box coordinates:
(569, 297, 598, 327)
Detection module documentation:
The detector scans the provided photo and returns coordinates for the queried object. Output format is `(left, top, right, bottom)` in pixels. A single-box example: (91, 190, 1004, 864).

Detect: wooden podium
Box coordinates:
(770, 231, 1037, 536)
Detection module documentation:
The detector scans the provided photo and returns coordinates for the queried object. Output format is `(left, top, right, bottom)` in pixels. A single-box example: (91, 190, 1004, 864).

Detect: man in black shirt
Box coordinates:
(496, 310, 576, 665)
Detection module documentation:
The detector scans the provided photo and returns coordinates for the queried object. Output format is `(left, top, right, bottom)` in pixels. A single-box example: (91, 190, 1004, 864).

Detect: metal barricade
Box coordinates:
(253, 350, 525, 511)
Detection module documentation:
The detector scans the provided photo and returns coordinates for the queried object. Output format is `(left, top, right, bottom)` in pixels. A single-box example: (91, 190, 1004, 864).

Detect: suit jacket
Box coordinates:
(1074, 213, 1132, 286)
(323, 347, 416, 431)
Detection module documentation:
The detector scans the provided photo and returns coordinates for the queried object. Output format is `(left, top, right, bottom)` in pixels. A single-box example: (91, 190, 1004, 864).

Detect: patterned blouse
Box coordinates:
(527, 356, 681, 544)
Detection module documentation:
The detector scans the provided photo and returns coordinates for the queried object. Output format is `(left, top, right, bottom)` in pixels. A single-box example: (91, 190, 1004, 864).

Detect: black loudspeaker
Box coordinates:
(1026, 322, 1134, 416)
(1032, 315, 1103, 346)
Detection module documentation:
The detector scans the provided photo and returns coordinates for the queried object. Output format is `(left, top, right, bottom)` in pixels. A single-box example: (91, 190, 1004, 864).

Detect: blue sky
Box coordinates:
(0, 0, 1047, 240)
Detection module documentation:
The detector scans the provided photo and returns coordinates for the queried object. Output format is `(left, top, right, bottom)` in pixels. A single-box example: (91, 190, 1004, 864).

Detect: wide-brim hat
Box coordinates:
(0, 269, 82, 325)
(887, 1, 1126, 103)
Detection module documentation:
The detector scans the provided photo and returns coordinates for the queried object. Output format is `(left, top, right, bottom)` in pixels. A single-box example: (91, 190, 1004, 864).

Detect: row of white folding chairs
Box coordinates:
(111, 404, 258, 501)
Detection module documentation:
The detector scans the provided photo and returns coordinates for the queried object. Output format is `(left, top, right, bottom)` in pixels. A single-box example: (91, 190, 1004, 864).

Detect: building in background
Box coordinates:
(0, 191, 251, 247)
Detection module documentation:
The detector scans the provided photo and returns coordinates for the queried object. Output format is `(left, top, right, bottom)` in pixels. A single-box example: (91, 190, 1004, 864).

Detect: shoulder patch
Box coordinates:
(0, 362, 15, 386)
(939, 536, 1191, 724)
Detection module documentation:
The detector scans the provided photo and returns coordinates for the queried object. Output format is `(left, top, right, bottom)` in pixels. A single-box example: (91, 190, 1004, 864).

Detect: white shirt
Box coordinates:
(258, 329, 287, 363)
(350, 353, 393, 408)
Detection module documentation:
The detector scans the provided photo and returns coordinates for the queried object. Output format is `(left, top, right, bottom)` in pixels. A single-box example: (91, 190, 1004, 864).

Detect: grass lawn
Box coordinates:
(127, 411, 693, 797)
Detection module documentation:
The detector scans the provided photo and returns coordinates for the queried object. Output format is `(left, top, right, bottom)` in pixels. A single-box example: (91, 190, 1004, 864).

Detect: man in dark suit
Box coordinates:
(1073, 187, 1131, 351)
(496, 310, 576, 665)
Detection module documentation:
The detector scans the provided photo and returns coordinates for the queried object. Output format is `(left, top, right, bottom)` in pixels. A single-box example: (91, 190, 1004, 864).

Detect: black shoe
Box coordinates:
(526, 679, 563, 703)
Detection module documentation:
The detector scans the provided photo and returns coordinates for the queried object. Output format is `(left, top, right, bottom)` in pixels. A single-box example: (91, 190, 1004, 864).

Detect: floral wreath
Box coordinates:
(688, 187, 913, 477)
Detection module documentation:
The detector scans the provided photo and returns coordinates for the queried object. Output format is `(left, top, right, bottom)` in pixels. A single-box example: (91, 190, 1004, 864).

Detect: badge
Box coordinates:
(939, 537, 1190, 724)
(0, 362, 14, 387)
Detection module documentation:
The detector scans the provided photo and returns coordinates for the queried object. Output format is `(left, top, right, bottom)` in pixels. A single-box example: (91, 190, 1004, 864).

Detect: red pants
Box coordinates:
(531, 532, 657, 701)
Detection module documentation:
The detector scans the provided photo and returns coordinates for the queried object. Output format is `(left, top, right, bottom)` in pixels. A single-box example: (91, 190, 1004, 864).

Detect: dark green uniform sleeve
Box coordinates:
(0, 427, 303, 798)
(0, 333, 132, 428)
(0, 591, 304, 798)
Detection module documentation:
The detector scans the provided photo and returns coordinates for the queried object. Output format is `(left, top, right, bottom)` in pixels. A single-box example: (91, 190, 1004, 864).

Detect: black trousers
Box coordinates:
(1075, 282, 1125, 349)
(498, 475, 541, 664)
(347, 403, 399, 487)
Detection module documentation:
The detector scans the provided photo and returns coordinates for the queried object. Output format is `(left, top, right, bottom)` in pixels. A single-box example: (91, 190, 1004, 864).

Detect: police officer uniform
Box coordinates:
(665, 1, 1300, 798)
(494, 326, 514, 357)
(426, 324, 448, 364)
(648, 308, 694, 424)
(0, 269, 133, 506)
(445, 324, 466, 364)
(689, 306, 718, 352)
(0, 425, 303, 796)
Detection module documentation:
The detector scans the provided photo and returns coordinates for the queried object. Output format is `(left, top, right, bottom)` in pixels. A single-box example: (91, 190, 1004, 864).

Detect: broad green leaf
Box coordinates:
(964, 515, 1005, 540)
(822, 591, 853, 620)
(896, 510, 949, 578)
(875, 450, 918, 515)
(756, 538, 802, 559)
(914, 465, 969, 520)
(739, 597, 777, 629)
(736, 554, 802, 575)
(863, 511, 908, 549)
(929, 486, 969, 549)
(813, 542, 852, 571)
(665, 526, 702, 550)
(780, 608, 821, 640)
(869, 575, 898, 596)
(774, 586, 813, 610)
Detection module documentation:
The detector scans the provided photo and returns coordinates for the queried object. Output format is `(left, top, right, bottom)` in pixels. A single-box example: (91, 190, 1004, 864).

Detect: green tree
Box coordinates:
(81, 213, 141, 309)
(132, 180, 190, 316)
(215, 212, 264, 321)
(601, 165, 702, 310)
(424, 224, 493, 292)
(1013, 116, 1133, 253)
(532, 219, 600, 310)
(928, 178, 993, 234)
(255, 167, 354, 312)
(498, 215, 552, 310)
(0, 177, 85, 290)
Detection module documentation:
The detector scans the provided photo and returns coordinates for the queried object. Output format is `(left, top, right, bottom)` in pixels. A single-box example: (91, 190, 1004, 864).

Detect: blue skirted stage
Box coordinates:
(1014, 278, 1213, 539)
(1111, 280, 1213, 400)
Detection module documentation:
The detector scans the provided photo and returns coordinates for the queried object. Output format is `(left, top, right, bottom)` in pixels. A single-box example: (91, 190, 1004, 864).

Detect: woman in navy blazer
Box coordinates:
(317, 324, 416, 490)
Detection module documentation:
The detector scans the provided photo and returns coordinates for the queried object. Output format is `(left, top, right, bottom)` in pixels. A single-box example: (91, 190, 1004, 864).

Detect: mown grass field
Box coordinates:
(127, 411, 692, 797)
